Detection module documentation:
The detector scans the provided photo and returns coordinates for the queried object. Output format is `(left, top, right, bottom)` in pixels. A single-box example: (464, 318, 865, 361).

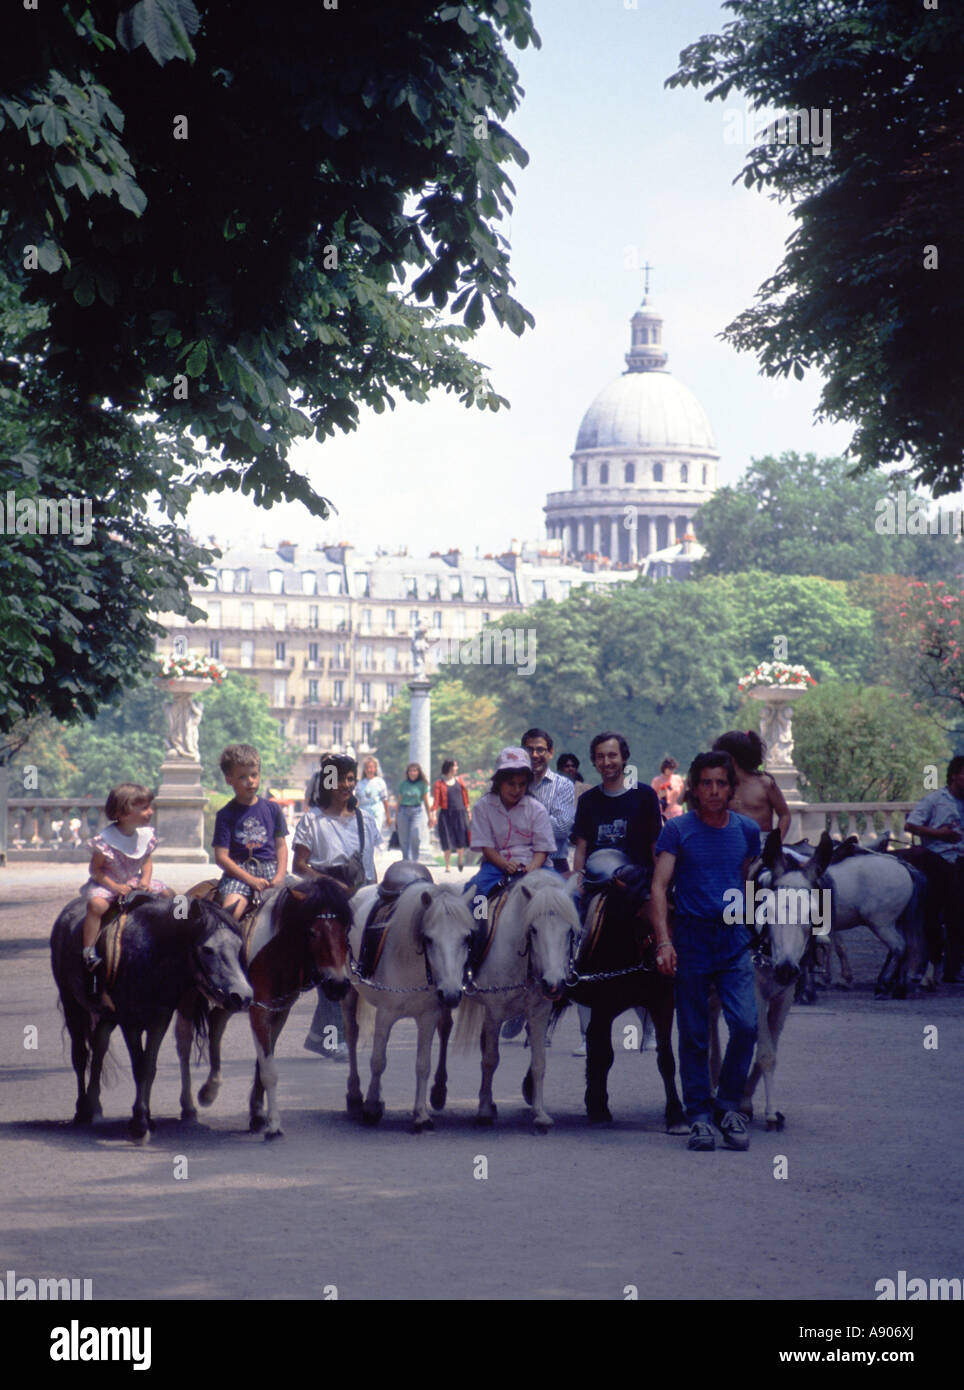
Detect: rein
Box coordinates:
(251, 903, 350, 1013)
(348, 899, 438, 994)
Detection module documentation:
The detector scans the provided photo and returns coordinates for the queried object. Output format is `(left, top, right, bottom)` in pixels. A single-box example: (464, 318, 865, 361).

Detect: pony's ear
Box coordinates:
(420, 890, 432, 908)
(288, 888, 306, 901)
(520, 884, 532, 901)
(809, 832, 834, 881)
(762, 829, 783, 869)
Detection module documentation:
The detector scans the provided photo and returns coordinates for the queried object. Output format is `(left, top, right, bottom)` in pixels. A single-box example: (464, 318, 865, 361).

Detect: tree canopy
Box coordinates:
(669, 1, 964, 493)
(1, 0, 537, 731)
(695, 454, 962, 583)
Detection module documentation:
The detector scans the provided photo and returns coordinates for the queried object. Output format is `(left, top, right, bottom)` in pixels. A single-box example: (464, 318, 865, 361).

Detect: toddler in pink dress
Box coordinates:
(81, 784, 170, 974)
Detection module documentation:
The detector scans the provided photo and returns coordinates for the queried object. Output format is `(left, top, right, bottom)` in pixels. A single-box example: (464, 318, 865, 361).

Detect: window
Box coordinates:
(386, 683, 397, 704)
(454, 610, 466, 636)
(327, 572, 342, 596)
(361, 721, 373, 746)
(532, 580, 547, 601)
(308, 679, 319, 703)
(277, 719, 286, 738)
(240, 639, 254, 668)
(275, 640, 286, 665)
(308, 641, 320, 665)
(205, 600, 222, 627)
(600, 463, 609, 485)
(234, 568, 249, 593)
(559, 581, 571, 599)
(308, 605, 319, 629)
(409, 609, 419, 629)
(404, 575, 418, 598)
(334, 605, 346, 631)
(307, 720, 318, 746)
(209, 638, 221, 659)
(354, 572, 370, 597)
(448, 576, 462, 598)
(301, 571, 317, 595)
(360, 681, 372, 705)
(680, 463, 689, 484)
(268, 569, 284, 595)
(498, 579, 512, 601)
(332, 722, 343, 746)
(386, 609, 396, 632)
(333, 642, 346, 667)
(580, 463, 587, 486)
(482, 611, 490, 623)
(361, 645, 375, 671)
(624, 462, 635, 484)
(219, 569, 235, 592)
(385, 646, 399, 671)
(702, 465, 708, 485)
(273, 678, 287, 706)
(240, 602, 254, 630)
(653, 462, 663, 483)
(433, 611, 443, 629)
(361, 608, 372, 633)
(473, 577, 486, 600)
(272, 603, 287, 629)
(333, 679, 344, 704)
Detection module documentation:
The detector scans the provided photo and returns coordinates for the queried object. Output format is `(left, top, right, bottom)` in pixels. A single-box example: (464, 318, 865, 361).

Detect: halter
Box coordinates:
(349, 895, 442, 994)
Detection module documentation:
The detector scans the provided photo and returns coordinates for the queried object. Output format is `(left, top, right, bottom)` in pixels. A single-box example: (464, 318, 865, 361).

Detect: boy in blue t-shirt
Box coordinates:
(651, 750, 760, 1152)
(212, 743, 288, 919)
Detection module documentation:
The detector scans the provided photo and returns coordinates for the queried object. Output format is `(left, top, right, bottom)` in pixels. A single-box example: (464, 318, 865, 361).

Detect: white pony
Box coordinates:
(344, 882, 474, 1132)
(453, 870, 579, 1132)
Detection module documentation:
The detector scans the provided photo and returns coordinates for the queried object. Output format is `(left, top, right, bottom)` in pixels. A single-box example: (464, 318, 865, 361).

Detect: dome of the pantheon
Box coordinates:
(544, 295, 720, 564)
(575, 357, 716, 452)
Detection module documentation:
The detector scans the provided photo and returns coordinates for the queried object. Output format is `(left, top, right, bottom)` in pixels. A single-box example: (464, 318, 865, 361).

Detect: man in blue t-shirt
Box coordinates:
(651, 750, 760, 1152)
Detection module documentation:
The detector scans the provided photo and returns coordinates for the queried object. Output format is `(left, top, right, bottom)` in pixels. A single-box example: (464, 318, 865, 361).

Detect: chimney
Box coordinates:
(277, 540, 296, 564)
(442, 548, 461, 567)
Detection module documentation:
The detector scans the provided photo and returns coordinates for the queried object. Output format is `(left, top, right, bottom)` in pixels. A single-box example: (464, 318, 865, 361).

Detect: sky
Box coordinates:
(184, 0, 854, 560)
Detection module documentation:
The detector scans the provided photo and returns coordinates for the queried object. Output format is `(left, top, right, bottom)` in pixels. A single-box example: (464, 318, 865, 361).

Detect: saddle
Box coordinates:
(187, 879, 260, 962)
(357, 897, 396, 977)
(576, 880, 656, 974)
(468, 877, 520, 975)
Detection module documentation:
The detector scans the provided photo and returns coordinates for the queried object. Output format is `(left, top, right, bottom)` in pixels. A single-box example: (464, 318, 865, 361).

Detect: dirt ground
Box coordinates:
(1, 866, 961, 1302)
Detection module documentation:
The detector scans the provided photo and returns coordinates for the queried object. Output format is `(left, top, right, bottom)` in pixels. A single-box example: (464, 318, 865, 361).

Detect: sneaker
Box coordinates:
(687, 1120, 716, 1151)
(718, 1110, 750, 1151)
(572, 1040, 587, 1057)
(303, 1033, 347, 1059)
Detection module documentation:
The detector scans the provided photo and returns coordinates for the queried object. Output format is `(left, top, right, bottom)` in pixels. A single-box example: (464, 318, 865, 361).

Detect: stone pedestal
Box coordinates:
(747, 684, 807, 803)
(153, 678, 210, 863)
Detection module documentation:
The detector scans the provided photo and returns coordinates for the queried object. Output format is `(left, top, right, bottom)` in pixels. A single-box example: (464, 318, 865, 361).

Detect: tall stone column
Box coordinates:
(153, 678, 210, 863)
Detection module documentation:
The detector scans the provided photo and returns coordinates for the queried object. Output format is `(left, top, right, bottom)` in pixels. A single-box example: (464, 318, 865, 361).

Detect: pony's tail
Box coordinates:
(452, 995, 484, 1053)
(897, 863, 929, 979)
(354, 995, 376, 1047)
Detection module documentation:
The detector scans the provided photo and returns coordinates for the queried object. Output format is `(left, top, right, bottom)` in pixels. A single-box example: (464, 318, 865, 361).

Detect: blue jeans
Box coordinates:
(396, 804, 425, 860)
(673, 916, 757, 1123)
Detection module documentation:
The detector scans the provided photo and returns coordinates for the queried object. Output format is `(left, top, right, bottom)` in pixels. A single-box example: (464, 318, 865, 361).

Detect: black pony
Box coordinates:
(555, 880, 687, 1131)
(51, 894, 252, 1140)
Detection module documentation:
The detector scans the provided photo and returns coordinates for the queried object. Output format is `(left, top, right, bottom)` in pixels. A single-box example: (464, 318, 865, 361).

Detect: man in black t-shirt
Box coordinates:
(571, 732, 662, 885)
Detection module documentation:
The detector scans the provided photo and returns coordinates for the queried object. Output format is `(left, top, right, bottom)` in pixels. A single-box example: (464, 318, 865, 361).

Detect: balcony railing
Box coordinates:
(787, 801, 915, 845)
(5, 798, 103, 860)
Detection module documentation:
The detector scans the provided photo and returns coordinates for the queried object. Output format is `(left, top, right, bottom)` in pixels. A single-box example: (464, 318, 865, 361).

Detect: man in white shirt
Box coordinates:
(522, 727, 575, 876)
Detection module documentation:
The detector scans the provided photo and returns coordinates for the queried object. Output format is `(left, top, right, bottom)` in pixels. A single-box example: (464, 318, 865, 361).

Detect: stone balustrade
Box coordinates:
(787, 802, 915, 846)
(6, 799, 104, 861)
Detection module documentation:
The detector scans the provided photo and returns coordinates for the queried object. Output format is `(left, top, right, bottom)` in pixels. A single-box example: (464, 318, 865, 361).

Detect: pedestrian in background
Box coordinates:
(396, 762, 434, 860)
(433, 758, 471, 873)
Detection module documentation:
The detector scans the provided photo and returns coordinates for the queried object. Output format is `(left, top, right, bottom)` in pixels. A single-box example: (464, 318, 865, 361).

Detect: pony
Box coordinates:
(554, 875, 687, 1132)
(751, 831, 927, 1000)
(176, 876, 353, 1140)
(344, 881, 474, 1132)
(452, 870, 579, 1132)
(50, 893, 251, 1141)
(710, 829, 820, 1130)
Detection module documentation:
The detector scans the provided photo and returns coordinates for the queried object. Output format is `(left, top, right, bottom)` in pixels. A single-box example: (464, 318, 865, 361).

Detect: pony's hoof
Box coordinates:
(198, 1082, 220, 1107)
(766, 1113, 785, 1132)
(412, 1117, 434, 1134)
(533, 1118, 552, 1134)
(264, 1128, 285, 1141)
(521, 1069, 534, 1106)
(429, 1084, 447, 1112)
(587, 1106, 613, 1125)
(129, 1124, 149, 1143)
(180, 1108, 198, 1123)
(474, 1111, 496, 1127)
(361, 1104, 384, 1126)
(249, 1113, 267, 1133)
(146, 1116, 156, 1132)
(346, 1095, 363, 1118)
(72, 1110, 94, 1127)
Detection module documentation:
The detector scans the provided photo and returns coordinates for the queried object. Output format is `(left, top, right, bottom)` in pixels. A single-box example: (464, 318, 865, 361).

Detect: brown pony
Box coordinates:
(176, 876, 352, 1139)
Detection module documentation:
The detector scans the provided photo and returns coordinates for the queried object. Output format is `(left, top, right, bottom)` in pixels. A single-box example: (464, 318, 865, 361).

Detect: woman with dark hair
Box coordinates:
(396, 762, 434, 861)
(432, 758, 471, 873)
(293, 753, 380, 1060)
(711, 730, 791, 837)
(467, 747, 555, 896)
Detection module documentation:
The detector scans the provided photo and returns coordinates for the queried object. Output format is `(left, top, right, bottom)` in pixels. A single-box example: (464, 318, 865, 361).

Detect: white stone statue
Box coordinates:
(411, 622, 430, 678)
(164, 691, 203, 760)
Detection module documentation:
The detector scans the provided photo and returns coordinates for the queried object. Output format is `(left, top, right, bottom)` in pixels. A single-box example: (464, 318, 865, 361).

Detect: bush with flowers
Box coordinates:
(737, 662, 816, 692)
(157, 652, 227, 684)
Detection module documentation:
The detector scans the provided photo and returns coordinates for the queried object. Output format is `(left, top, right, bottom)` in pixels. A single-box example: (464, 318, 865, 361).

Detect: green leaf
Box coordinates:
(185, 340, 208, 377)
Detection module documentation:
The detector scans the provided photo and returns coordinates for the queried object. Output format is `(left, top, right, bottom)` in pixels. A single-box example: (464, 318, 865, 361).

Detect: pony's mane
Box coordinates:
(194, 896, 243, 939)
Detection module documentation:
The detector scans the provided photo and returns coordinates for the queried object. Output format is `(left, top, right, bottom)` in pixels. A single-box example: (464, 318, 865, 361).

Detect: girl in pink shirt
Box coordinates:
(469, 747, 556, 895)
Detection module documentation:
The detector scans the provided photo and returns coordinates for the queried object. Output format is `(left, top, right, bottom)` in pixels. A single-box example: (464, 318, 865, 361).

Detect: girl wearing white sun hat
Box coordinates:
(466, 747, 556, 897)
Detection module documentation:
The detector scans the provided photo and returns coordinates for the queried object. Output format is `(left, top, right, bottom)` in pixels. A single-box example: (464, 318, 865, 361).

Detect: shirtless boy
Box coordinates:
(712, 730, 790, 838)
